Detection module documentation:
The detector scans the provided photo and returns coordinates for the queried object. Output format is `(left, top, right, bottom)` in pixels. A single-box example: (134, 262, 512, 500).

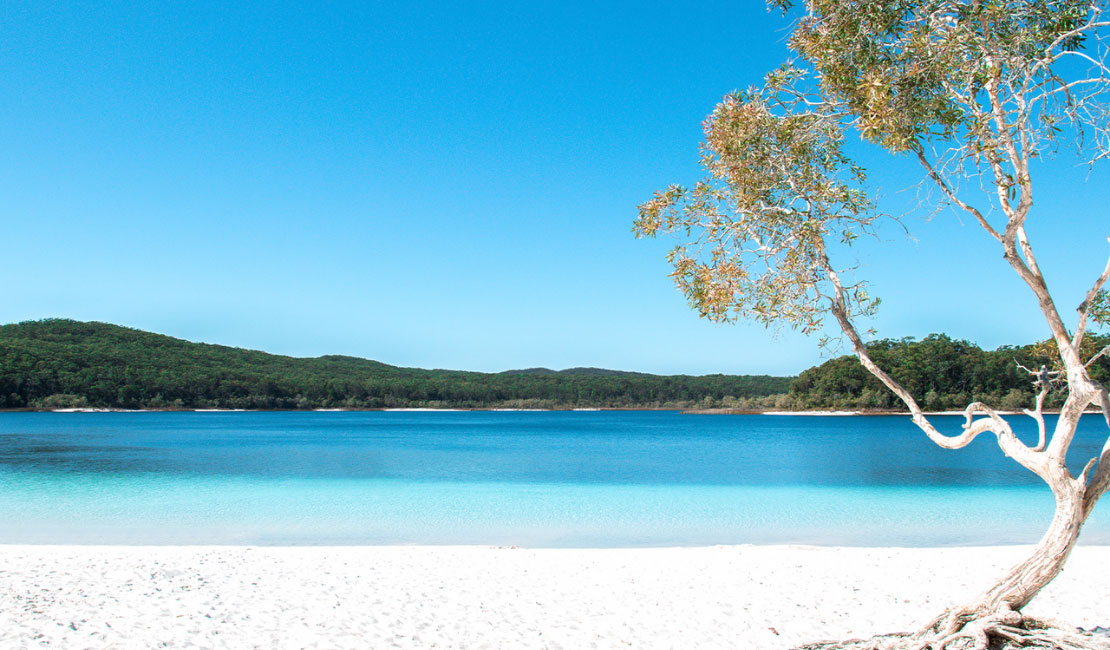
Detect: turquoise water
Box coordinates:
(0, 411, 1107, 546)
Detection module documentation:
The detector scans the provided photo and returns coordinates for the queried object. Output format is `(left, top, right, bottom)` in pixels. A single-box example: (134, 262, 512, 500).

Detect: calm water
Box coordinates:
(0, 410, 1107, 546)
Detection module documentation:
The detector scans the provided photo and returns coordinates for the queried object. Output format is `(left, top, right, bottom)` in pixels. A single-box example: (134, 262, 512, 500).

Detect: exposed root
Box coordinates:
(793, 609, 1110, 650)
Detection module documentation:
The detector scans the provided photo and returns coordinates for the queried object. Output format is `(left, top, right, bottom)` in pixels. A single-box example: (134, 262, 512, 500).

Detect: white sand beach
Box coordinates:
(2, 544, 1107, 650)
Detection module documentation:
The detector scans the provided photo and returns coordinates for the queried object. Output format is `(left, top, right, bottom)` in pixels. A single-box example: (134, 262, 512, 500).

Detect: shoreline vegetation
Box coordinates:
(30, 403, 1110, 414)
(30, 406, 1108, 416)
(2, 318, 1107, 413)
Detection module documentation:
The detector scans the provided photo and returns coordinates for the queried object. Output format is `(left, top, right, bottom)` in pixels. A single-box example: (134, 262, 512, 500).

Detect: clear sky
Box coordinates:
(2, 1, 1107, 376)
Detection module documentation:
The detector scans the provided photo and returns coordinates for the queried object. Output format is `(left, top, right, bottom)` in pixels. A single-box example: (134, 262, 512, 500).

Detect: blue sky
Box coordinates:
(2, 1, 1107, 375)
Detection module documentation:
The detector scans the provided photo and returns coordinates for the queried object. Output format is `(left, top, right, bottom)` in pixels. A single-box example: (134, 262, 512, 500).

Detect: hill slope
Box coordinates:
(789, 333, 1110, 411)
(0, 319, 791, 410)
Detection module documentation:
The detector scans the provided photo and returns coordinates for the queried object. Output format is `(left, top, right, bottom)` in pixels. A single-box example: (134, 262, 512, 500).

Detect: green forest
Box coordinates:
(1, 320, 1104, 412)
(0, 319, 789, 410)
(789, 334, 1110, 412)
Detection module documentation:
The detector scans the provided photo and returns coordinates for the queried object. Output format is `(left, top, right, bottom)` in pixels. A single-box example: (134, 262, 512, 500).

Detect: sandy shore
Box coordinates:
(2, 545, 1107, 650)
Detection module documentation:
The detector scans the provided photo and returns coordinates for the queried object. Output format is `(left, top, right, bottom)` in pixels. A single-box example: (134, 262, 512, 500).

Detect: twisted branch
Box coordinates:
(1074, 242, 1110, 351)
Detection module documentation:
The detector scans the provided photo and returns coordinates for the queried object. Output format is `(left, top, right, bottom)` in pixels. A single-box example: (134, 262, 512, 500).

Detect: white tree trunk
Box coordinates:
(970, 482, 1085, 613)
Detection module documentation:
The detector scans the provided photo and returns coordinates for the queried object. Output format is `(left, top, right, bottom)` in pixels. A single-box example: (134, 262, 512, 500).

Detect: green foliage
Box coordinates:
(638, 0, 1105, 347)
(633, 78, 877, 333)
(31, 393, 90, 409)
(783, 0, 1094, 152)
(0, 319, 791, 410)
(790, 333, 1110, 410)
(1090, 289, 1110, 329)
(1026, 328, 1110, 382)
(5, 320, 1099, 413)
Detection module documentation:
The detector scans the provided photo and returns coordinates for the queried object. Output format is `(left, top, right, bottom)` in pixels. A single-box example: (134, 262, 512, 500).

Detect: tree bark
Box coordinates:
(814, 260, 1110, 649)
(797, 480, 1106, 649)
(963, 480, 1086, 614)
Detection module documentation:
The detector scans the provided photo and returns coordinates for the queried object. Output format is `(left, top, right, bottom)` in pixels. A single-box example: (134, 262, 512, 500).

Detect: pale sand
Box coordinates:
(2, 545, 1107, 650)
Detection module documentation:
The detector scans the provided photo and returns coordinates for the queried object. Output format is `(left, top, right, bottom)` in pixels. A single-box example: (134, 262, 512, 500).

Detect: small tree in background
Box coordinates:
(636, 1, 1110, 648)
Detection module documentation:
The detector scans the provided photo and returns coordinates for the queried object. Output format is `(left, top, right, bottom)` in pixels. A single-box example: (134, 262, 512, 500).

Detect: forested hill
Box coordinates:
(0, 319, 790, 410)
(5, 320, 1104, 412)
(789, 334, 1110, 412)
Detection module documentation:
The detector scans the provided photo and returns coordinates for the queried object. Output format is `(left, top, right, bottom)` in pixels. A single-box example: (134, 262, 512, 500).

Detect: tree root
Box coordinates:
(793, 608, 1110, 650)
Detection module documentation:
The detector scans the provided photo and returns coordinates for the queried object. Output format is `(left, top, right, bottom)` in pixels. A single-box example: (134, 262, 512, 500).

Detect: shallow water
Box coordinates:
(0, 411, 1106, 546)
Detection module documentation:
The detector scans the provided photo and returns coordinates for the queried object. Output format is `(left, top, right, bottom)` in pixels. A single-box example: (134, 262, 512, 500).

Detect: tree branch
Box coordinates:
(1073, 240, 1110, 350)
(820, 250, 1046, 475)
(914, 149, 1002, 241)
(1087, 345, 1110, 369)
(1022, 386, 1050, 453)
(1001, 225, 1078, 365)
(1083, 434, 1110, 518)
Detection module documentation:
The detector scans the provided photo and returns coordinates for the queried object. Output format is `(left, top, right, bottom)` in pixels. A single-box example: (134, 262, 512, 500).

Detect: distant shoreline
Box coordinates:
(9, 319, 1105, 418)
(4, 404, 751, 414)
(0, 403, 1096, 414)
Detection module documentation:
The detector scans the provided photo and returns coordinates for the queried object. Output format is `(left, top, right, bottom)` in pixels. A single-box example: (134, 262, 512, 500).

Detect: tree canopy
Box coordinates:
(0, 319, 790, 410)
(792, 333, 1110, 411)
(636, 1, 1110, 648)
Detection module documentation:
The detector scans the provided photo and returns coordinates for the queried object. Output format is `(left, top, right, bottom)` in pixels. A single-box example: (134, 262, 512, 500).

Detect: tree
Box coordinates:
(635, 1, 1110, 648)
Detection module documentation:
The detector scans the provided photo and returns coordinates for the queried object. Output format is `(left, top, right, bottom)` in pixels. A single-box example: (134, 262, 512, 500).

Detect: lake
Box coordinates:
(0, 410, 1107, 546)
